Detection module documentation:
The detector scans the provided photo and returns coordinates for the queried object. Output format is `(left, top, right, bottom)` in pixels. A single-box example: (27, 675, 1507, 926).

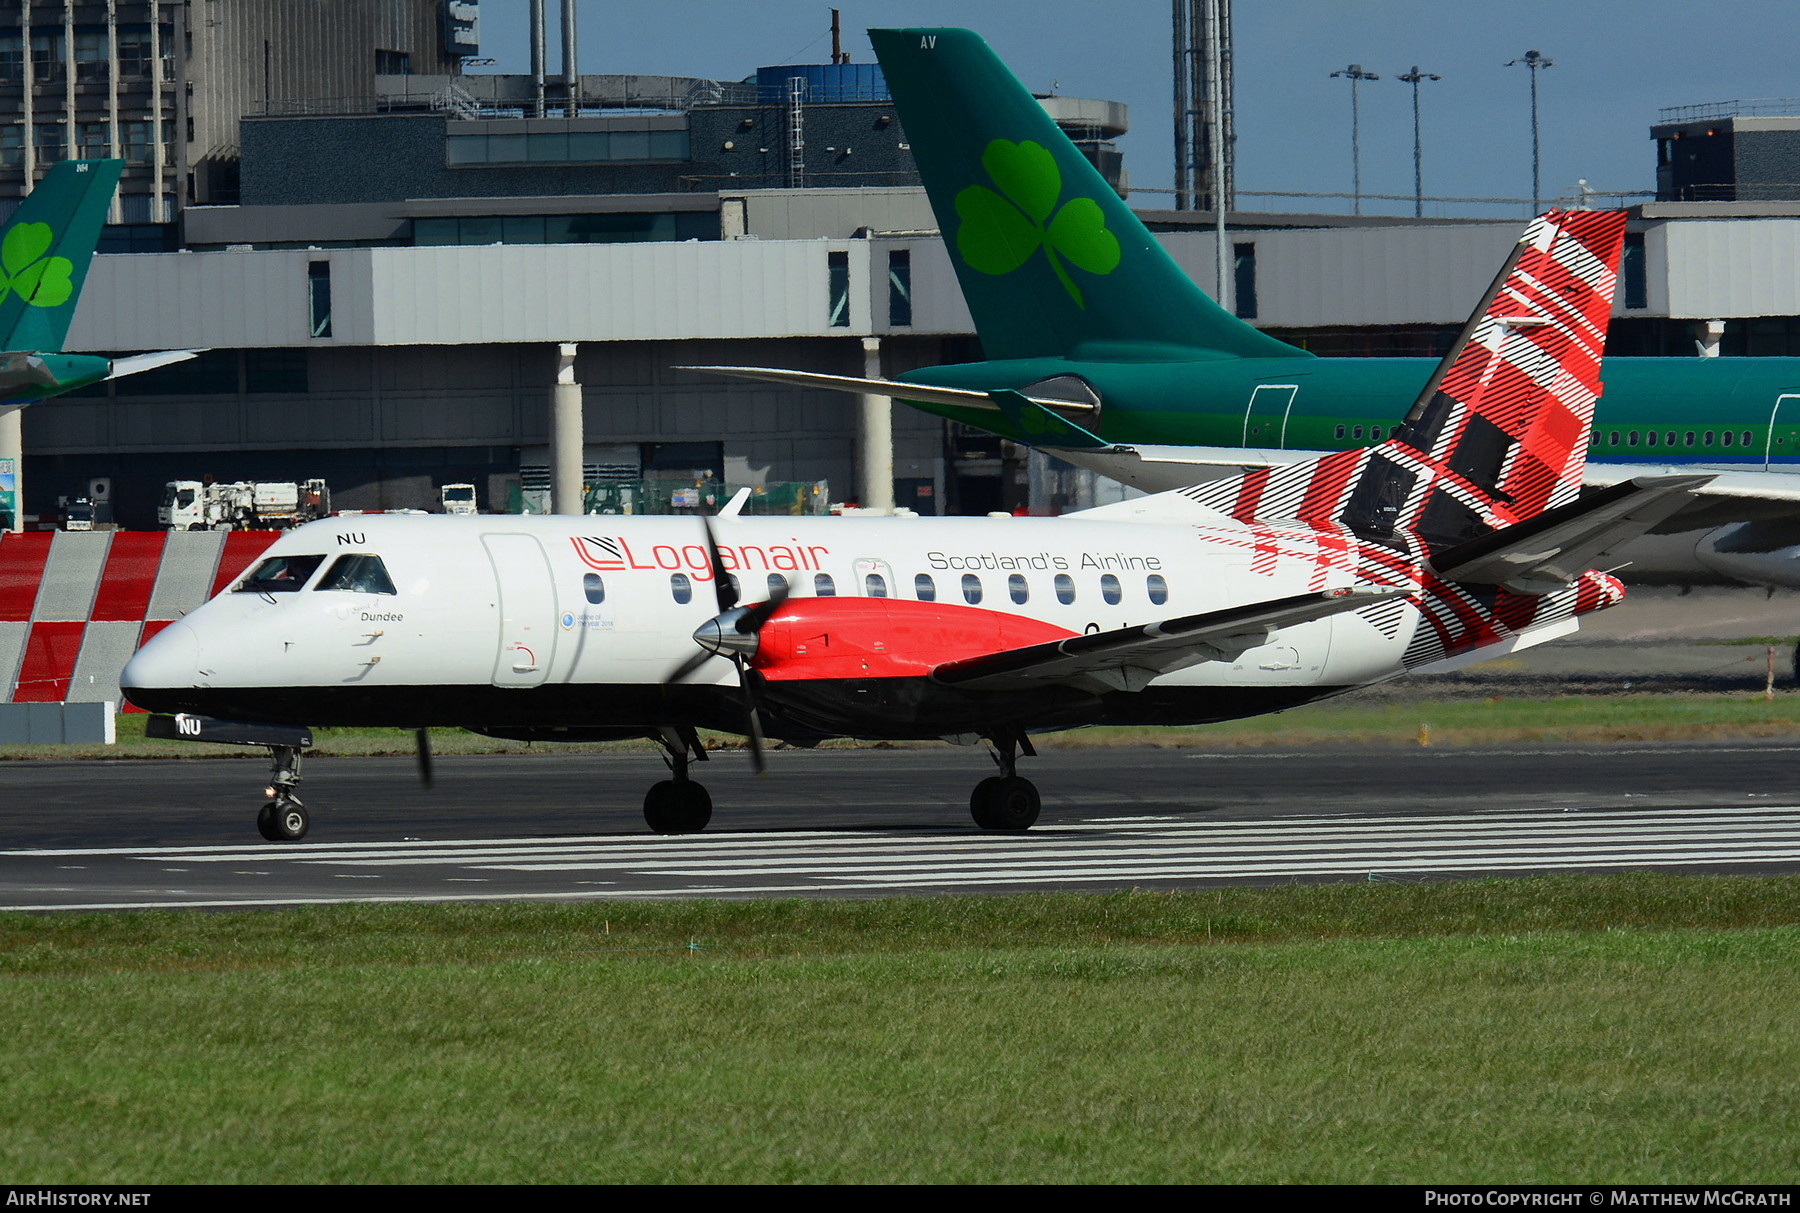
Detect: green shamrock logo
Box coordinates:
(954, 139, 1121, 309)
(0, 222, 75, 309)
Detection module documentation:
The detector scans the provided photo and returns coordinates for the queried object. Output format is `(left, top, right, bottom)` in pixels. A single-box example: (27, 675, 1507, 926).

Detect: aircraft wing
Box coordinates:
(107, 349, 201, 380)
(676, 365, 1096, 415)
(1430, 474, 1712, 593)
(1579, 459, 1800, 529)
(930, 586, 1400, 694)
(1581, 460, 1800, 500)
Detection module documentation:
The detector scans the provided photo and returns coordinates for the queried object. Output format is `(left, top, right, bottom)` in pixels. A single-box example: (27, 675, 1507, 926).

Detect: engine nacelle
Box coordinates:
(752, 597, 1077, 681)
(1695, 520, 1800, 590)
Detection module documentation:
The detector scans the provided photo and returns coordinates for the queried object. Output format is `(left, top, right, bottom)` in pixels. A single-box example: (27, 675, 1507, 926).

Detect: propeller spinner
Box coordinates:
(664, 512, 789, 773)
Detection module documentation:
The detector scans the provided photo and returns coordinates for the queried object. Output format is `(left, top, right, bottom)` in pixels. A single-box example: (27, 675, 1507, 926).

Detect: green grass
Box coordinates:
(9, 691, 1800, 761)
(3, 876, 1799, 1183)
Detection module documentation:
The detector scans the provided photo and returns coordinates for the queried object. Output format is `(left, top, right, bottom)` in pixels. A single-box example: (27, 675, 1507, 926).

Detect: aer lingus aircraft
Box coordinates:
(690, 27, 1800, 593)
(0, 159, 194, 411)
(124, 208, 1698, 842)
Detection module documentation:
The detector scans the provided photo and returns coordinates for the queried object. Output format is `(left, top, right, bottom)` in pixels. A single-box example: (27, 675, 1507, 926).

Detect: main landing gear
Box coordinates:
(644, 726, 713, 834)
(971, 731, 1041, 831)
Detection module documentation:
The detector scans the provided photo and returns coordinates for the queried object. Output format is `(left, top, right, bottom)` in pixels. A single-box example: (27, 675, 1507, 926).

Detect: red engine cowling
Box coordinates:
(751, 597, 1076, 681)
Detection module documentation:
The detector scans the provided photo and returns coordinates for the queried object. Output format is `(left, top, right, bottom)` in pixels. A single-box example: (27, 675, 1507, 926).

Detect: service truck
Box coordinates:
(439, 483, 478, 515)
(159, 479, 331, 530)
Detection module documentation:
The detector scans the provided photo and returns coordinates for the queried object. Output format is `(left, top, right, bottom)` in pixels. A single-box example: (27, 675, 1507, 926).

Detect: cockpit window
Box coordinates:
(315, 553, 398, 595)
(234, 554, 325, 594)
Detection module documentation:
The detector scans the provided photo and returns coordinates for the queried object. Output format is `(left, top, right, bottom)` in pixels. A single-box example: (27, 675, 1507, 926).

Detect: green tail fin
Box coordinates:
(0, 159, 124, 354)
(870, 28, 1302, 364)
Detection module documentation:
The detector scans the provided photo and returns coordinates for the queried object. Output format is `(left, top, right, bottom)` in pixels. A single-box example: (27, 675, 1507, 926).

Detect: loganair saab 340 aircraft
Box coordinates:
(126, 207, 1699, 835)
(691, 28, 1800, 593)
(1, 159, 194, 412)
(125, 209, 1703, 842)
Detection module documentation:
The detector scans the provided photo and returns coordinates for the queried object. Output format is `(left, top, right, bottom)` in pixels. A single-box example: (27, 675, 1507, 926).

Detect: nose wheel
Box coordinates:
(255, 744, 310, 841)
(971, 731, 1041, 830)
(257, 796, 310, 842)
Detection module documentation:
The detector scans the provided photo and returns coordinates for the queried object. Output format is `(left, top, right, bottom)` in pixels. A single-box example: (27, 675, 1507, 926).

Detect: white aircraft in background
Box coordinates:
(123, 210, 1701, 842)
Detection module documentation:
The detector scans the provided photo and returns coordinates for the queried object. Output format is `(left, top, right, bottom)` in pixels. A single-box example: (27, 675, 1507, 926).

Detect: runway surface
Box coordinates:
(4, 741, 1800, 910)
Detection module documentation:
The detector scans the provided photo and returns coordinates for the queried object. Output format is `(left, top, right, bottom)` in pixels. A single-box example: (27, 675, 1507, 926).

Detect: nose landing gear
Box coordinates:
(256, 744, 309, 841)
(146, 716, 316, 842)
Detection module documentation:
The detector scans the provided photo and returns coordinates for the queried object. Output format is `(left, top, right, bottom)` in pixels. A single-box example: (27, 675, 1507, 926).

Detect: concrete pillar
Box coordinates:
(551, 343, 584, 515)
(1695, 319, 1728, 358)
(856, 337, 893, 513)
(0, 407, 21, 533)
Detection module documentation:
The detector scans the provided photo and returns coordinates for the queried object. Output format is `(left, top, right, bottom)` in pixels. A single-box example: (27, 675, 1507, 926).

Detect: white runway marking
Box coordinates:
(4, 804, 1800, 911)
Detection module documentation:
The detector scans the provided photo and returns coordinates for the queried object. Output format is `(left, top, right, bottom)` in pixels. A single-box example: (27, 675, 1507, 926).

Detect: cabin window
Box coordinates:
(767, 574, 788, 597)
(914, 573, 936, 601)
(1370, 427, 1383, 440)
(962, 574, 983, 604)
(1147, 574, 1169, 606)
(1101, 574, 1122, 605)
(1704, 431, 1715, 446)
(1723, 430, 1734, 447)
(316, 554, 398, 596)
(1008, 574, 1029, 604)
(235, 554, 324, 594)
(583, 573, 605, 604)
(1609, 432, 1620, 445)
(1666, 432, 1677, 447)
(1352, 425, 1365, 440)
(670, 573, 692, 604)
(1685, 432, 1696, 447)
(1627, 431, 1639, 446)
(1054, 573, 1076, 604)
(1334, 425, 1346, 439)
(864, 572, 888, 598)
(1743, 430, 1755, 448)
(813, 573, 836, 597)
(1647, 431, 1658, 447)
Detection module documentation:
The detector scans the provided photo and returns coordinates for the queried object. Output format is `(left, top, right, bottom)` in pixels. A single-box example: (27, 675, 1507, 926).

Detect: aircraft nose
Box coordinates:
(121, 620, 202, 694)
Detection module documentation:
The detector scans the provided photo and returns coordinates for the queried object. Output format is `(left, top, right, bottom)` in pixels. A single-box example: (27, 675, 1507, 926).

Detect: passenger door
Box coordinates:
(483, 534, 558, 688)
(1241, 383, 1301, 447)
(1767, 393, 1800, 470)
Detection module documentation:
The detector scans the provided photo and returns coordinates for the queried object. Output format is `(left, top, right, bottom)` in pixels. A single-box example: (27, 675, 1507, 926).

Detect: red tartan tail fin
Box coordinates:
(1180, 211, 1629, 553)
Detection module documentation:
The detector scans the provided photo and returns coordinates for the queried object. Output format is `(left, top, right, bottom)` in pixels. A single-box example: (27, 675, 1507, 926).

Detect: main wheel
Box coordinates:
(256, 801, 281, 841)
(645, 781, 712, 833)
(971, 775, 1040, 831)
(264, 798, 309, 842)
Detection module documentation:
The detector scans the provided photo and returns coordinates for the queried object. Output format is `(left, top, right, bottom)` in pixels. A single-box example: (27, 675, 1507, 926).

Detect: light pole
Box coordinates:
(1330, 64, 1379, 214)
(1506, 49, 1553, 212)
(1397, 66, 1440, 218)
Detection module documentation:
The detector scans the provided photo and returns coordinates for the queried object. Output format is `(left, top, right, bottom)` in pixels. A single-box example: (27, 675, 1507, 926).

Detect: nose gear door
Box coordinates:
(482, 534, 558, 688)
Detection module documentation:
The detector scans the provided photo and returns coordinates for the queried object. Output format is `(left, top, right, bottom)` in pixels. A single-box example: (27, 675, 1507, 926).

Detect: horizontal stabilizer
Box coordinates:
(107, 349, 201, 380)
(677, 365, 1095, 415)
(986, 389, 1109, 449)
(1430, 474, 1712, 593)
(932, 586, 1400, 693)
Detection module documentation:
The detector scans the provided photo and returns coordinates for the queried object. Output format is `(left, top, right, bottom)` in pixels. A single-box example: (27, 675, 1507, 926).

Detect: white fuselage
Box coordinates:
(120, 511, 1584, 739)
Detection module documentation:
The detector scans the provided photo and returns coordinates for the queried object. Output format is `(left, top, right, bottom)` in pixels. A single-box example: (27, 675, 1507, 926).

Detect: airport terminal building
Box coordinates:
(8, 0, 1800, 529)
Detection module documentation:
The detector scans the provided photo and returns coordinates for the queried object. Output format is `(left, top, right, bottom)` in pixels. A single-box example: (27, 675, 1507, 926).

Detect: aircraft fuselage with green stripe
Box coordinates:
(897, 354, 1800, 470)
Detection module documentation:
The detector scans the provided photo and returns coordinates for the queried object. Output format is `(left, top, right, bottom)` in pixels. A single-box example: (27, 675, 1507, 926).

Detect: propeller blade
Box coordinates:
(665, 646, 718, 684)
(736, 660, 768, 776)
(415, 728, 434, 788)
(736, 579, 791, 634)
(699, 512, 739, 614)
